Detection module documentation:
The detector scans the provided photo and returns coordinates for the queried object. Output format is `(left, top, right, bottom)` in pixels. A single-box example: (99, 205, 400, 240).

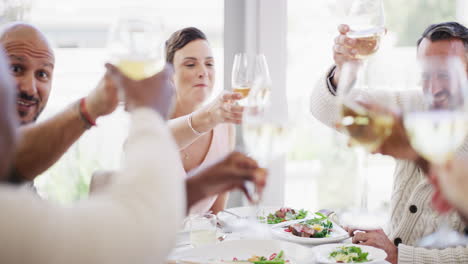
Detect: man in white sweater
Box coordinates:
(0, 47, 266, 263)
(310, 22, 468, 264)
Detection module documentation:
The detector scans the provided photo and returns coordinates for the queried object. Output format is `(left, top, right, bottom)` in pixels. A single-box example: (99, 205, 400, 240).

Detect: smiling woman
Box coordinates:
(165, 27, 240, 214)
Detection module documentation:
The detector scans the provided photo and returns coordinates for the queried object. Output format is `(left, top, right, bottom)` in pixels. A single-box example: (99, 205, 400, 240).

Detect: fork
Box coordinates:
(220, 209, 247, 219)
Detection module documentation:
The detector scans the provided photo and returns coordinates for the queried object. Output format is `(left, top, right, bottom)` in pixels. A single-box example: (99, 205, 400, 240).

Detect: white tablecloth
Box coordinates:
(168, 228, 390, 264)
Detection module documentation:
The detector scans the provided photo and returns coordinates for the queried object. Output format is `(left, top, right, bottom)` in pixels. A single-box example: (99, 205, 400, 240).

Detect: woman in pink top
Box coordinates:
(166, 27, 243, 214)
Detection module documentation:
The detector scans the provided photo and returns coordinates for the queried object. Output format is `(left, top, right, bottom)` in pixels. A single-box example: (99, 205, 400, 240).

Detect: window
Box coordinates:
(286, 0, 459, 212)
(21, 0, 224, 203)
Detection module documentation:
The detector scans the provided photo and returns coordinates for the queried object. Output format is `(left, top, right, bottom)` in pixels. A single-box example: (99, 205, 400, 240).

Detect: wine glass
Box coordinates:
(336, 60, 395, 231)
(231, 53, 255, 106)
(226, 55, 289, 239)
(241, 54, 280, 204)
(347, 0, 386, 59)
(404, 56, 468, 165)
(401, 56, 468, 248)
(244, 54, 293, 233)
(107, 14, 164, 100)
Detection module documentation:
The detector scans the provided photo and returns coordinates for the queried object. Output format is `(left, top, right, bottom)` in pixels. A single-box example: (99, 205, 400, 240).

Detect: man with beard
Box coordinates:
(0, 22, 119, 183)
(310, 22, 468, 263)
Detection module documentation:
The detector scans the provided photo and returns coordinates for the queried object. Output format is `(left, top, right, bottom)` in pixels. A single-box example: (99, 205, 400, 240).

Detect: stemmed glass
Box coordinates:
(107, 13, 164, 100)
(241, 54, 282, 203)
(346, 0, 386, 59)
(226, 54, 290, 238)
(232, 53, 256, 106)
(334, 0, 387, 227)
(401, 56, 468, 248)
(336, 60, 394, 231)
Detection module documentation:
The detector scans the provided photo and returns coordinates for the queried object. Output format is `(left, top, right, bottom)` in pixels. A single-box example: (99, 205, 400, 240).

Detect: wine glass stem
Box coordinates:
(357, 147, 369, 210)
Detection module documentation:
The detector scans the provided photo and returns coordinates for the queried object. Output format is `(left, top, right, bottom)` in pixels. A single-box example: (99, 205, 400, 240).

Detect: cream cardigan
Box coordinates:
(310, 66, 468, 264)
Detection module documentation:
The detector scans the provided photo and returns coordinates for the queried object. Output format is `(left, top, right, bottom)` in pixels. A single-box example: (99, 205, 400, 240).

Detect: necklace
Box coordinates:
(180, 130, 213, 161)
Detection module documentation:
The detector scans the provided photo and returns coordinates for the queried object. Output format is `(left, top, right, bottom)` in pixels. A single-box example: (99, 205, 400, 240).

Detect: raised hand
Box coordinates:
(332, 24, 362, 87)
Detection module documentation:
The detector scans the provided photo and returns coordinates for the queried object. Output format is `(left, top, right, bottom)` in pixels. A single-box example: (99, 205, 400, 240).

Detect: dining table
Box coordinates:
(167, 206, 391, 264)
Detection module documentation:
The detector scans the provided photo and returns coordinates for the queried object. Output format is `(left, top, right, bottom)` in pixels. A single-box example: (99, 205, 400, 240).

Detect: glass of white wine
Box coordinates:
(232, 53, 256, 106)
(336, 60, 396, 231)
(337, 60, 395, 155)
(225, 54, 289, 238)
(347, 0, 386, 59)
(404, 56, 468, 165)
(401, 56, 468, 248)
(241, 53, 281, 204)
(107, 14, 164, 100)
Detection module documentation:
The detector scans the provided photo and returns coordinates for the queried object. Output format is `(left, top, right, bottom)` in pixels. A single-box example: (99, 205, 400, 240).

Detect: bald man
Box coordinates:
(0, 22, 119, 183)
(0, 23, 55, 124)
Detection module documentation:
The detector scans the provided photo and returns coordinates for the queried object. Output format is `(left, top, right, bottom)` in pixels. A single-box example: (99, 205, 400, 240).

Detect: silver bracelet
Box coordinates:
(188, 113, 205, 135)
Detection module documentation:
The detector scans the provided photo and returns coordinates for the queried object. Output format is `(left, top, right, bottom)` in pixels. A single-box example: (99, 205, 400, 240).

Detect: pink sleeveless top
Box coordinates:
(188, 124, 233, 215)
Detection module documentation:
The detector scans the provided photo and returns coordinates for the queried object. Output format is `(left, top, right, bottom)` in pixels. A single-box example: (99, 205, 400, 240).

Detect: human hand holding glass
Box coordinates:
(346, 0, 386, 59)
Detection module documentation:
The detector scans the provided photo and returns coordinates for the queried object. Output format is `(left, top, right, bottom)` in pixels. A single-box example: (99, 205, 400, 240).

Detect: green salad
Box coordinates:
(258, 208, 308, 224)
(232, 250, 288, 264)
(329, 246, 370, 263)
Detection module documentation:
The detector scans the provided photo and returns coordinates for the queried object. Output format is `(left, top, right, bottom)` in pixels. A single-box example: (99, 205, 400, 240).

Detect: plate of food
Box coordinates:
(313, 243, 387, 263)
(271, 212, 349, 245)
(167, 239, 314, 264)
(218, 206, 311, 226)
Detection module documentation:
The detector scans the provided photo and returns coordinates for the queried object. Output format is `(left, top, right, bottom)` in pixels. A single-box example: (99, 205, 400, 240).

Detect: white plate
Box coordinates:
(219, 206, 313, 225)
(168, 239, 315, 264)
(313, 243, 387, 264)
(271, 218, 349, 245)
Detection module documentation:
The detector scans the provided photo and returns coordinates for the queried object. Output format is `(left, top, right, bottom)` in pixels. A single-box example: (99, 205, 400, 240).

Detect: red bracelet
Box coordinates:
(79, 98, 97, 127)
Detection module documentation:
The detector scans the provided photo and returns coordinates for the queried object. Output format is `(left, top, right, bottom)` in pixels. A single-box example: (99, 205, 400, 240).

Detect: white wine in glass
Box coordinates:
(404, 111, 468, 164)
(336, 59, 396, 229)
(233, 86, 251, 99)
(108, 17, 164, 81)
(232, 53, 254, 105)
(340, 103, 394, 152)
(347, 27, 385, 59)
(115, 58, 163, 81)
(241, 54, 276, 203)
(403, 56, 468, 166)
(337, 61, 395, 152)
(347, 0, 386, 59)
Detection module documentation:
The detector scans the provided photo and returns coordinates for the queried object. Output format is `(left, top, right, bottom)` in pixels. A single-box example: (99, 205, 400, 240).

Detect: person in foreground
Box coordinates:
(0, 46, 266, 263)
(310, 22, 468, 264)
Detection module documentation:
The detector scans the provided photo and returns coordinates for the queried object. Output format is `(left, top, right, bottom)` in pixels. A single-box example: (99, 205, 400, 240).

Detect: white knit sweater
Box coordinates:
(310, 66, 468, 264)
(0, 109, 186, 264)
